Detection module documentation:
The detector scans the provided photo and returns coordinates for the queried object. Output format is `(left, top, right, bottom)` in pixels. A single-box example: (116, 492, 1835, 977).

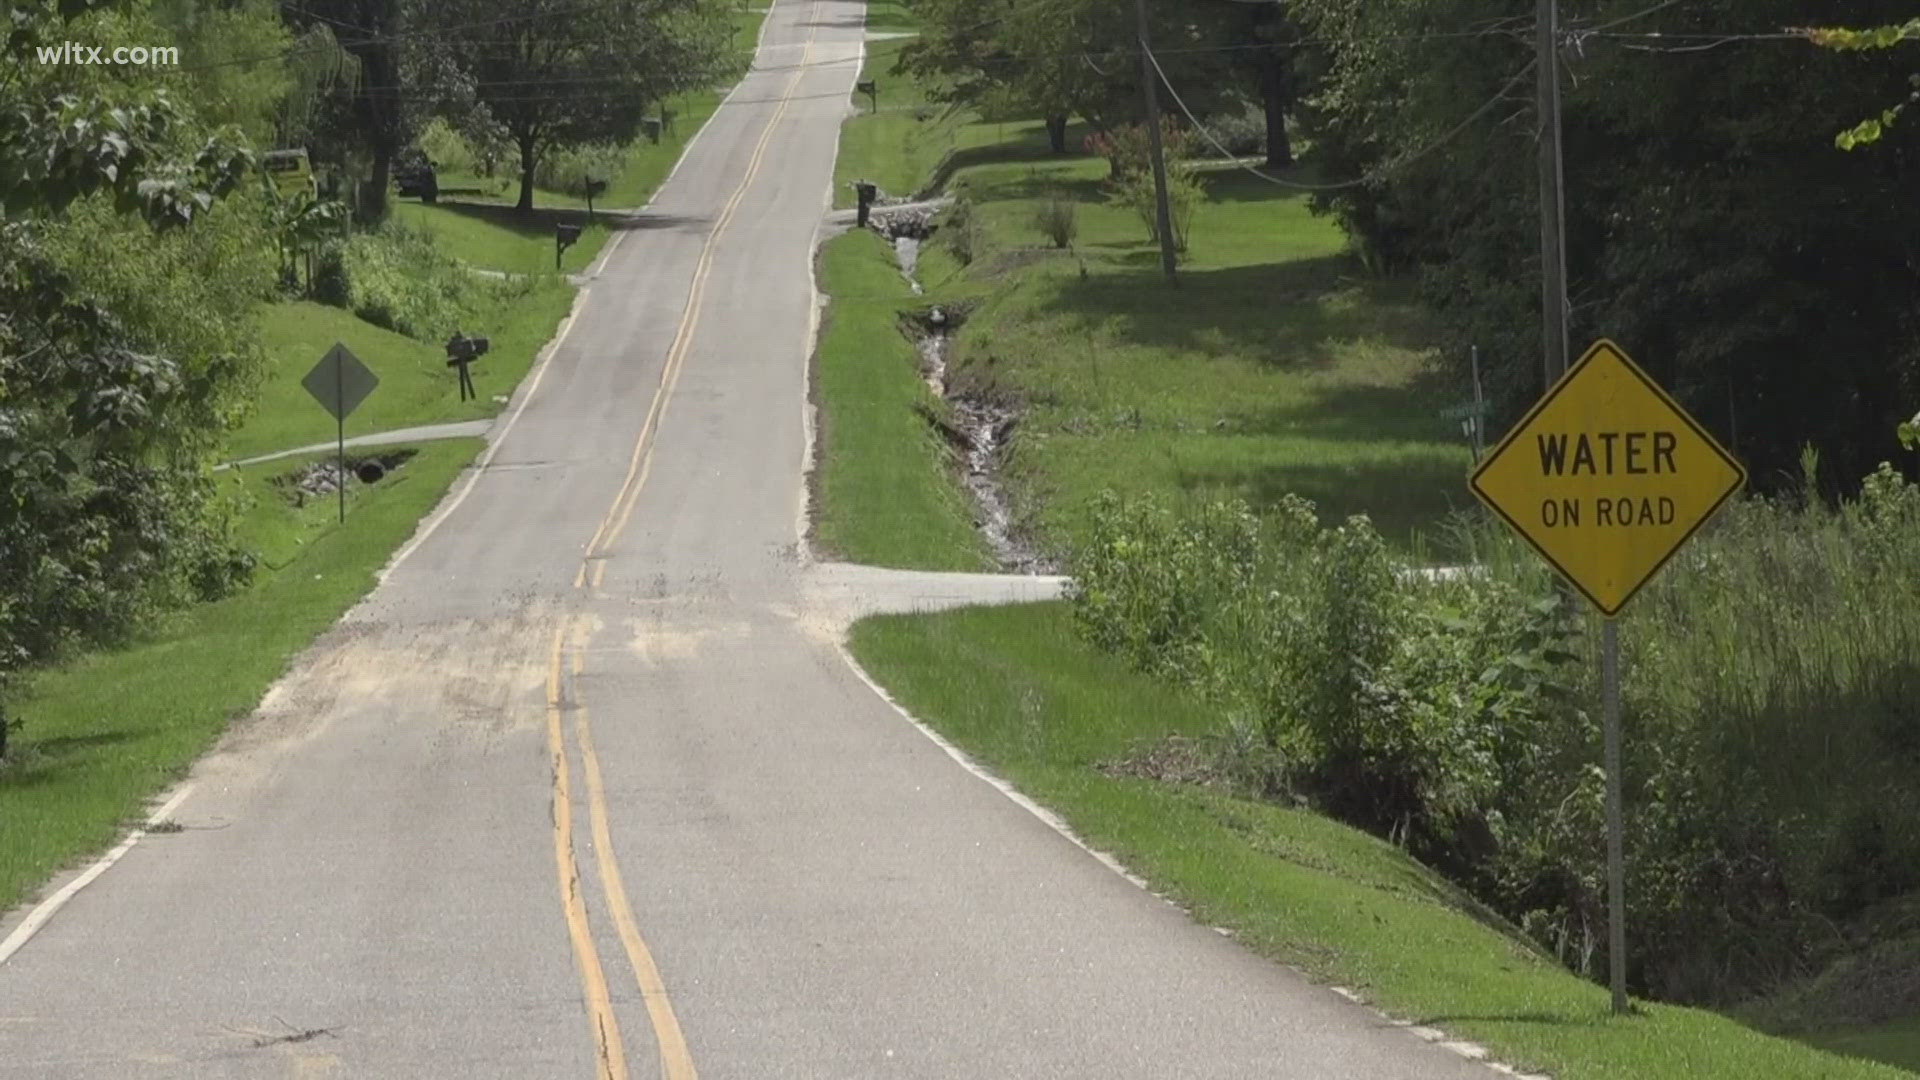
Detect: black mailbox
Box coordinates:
(853, 181, 878, 228)
(445, 332, 490, 401)
(855, 80, 876, 95)
(555, 223, 583, 269)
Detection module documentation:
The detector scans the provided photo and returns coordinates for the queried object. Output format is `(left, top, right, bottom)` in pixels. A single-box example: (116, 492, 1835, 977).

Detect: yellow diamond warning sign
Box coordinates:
(1469, 339, 1745, 616)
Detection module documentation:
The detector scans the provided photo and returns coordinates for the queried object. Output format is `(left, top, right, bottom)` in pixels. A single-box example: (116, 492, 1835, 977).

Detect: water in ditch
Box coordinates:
(868, 209, 1052, 573)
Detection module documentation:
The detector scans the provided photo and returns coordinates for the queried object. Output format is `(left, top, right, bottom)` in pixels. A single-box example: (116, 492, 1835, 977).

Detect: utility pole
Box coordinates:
(1536, 0, 1570, 386)
(1135, 0, 1179, 283)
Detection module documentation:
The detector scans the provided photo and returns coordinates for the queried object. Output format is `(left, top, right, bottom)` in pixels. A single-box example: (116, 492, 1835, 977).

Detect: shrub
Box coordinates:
(1085, 121, 1194, 180)
(941, 196, 981, 266)
(1203, 101, 1267, 159)
(417, 117, 474, 176)
(536, 143, 629, 199)
(315, 223, 487, 341)
(1086, 122, 1203, 254)
(1030, 192, 1078, 249)
(1070, 469, 1920, 1006)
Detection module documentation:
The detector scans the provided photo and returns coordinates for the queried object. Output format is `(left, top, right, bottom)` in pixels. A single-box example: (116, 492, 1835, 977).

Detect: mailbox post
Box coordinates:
(584, 177, 608, 219)
(445, 332, 491, 401)
(855, 79, 878, 114)
(556, 222, 582, 270)
(854, 181, 878, 229)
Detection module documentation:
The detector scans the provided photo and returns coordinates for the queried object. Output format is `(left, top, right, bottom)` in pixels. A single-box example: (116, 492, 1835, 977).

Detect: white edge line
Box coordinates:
(377, 284, 590, 582)
(838, 640, 1550, 1078)
(0, 0, 794, 983)
(807, 11, 1535, 1075)
(833, 641, 1152, 891)
(0, 784, 195, 967)
(796, 30, 866, 560)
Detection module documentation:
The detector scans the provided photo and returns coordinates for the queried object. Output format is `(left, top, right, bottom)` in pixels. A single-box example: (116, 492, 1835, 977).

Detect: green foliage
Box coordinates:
(1072, 493, 1578, 853)
(1028, 190, 1079, 249)
(1072, 473, 1920, 1008)
(535, 142, 629, 199)
(150, 0, 296, 144)
(895, 0, 1244, 135)
(430, 0, 733, 210)
(1290, 0, 1920, 491)
(317, 222, 491, 341)
(940, 194, 981, 266)
(1, 0, 270, 752)
(1086, 123, 1202, 252)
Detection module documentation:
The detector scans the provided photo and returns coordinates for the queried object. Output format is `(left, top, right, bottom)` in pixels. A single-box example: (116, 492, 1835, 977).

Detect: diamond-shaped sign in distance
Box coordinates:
(1469, 339, 1746, 617)
(302, 342, 379, 422)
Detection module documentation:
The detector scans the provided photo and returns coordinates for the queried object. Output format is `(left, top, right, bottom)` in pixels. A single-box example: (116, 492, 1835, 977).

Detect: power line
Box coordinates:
(1145, 45, 1537, 192)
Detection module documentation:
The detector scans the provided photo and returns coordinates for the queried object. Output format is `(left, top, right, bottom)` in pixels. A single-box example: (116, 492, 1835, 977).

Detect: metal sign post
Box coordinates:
(1470, 338, 1745, 1014)
(301, 343, 380, 524)
(1601, 618, 1626, 1014)
(335, 354, 346, 522)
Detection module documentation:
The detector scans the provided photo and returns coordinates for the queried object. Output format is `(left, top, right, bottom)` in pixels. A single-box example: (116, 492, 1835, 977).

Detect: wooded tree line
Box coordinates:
(902, 0, 1920, 493)
(0, 0, 732, 753)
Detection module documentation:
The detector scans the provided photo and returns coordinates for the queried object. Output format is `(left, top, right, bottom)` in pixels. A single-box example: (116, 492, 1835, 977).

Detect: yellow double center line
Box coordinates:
(545, 5, 822, 1079)
(574, 8, 821, 592)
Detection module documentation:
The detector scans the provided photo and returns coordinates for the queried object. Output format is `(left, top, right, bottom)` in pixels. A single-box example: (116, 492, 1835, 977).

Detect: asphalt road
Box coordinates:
(0, 3, 1502, 1077)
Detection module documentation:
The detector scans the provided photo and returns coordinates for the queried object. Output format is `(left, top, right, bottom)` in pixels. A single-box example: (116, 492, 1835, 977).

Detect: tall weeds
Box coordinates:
(1070, 464, 1920, 1005)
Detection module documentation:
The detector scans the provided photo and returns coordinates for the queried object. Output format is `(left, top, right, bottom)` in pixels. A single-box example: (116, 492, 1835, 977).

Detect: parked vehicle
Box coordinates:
(394, 150, 438, 204)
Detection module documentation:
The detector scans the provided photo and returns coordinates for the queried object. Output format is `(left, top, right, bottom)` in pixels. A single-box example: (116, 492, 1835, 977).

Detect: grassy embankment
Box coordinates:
(849, 605, 1911, 1080)
(811, 229, 991, 569)
(816, 9, 1918, 1079)
(0, 276, 570, 914)
(0, 438, 481, 914)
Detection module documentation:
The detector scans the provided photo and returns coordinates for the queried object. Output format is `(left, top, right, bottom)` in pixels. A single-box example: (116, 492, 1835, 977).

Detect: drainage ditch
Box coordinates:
(867, 206, 1053, 572)
(271, 448, 418, 509)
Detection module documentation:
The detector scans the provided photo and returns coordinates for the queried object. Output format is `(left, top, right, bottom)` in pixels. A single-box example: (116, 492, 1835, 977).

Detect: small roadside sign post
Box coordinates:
(1469, 338, 1745, 1015)
(301, 343, 380, 524)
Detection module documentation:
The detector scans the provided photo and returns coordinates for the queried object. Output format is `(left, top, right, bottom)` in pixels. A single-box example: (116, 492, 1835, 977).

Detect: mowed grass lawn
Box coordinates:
(831, 15, 1032, 209)
(936, 147, 1472, 554)
(811, 229, 990, 571)
(231, 284, 574, 461)
(848, 604, 1913, 1080)
(828, 101, 1471, 558)
(0, 439, 481, 914)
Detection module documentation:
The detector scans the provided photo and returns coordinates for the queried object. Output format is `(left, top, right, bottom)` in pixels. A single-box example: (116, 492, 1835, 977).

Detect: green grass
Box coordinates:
(847, 603, 1912, 1080)
(831, 36, 1021, 208)
(390, 199, 614, 275)
(810, 229, 991, 570)
(940, 155, 1471, 553)
(232, 285, 573, 461)
(1806, 1020, 1920, 1075)
(0, 439, 482, 915)
(823, 0, 1470, 555)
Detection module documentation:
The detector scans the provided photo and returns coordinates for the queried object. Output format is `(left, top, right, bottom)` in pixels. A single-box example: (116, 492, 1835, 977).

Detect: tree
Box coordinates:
(1806, 18, 1920, 148)
(1804, 17, 1920, 448)
(433, 0, 730, 212)
(1, 0, 261, 758)
(282, 0, 414, 221)
(898, 0, 1242, 153)
(1206, 0, 1299, 167)
(1292, 0, 1920, 490)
